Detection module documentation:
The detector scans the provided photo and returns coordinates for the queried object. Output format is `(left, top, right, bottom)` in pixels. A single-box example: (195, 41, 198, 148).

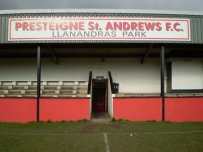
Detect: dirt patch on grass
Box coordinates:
(107, 123, 130, 132)
(77, 123, 99, 133)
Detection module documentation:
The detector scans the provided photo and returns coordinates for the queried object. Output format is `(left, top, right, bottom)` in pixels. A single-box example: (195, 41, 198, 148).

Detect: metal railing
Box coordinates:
(87, 71, 92, 94)
(108, 71, 119, 94)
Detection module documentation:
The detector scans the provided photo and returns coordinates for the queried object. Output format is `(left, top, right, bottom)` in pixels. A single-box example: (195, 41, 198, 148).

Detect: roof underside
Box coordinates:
(0, 44, 203, 58)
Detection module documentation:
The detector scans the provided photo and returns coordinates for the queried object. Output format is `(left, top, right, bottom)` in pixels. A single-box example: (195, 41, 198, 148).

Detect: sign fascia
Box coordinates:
(8, 17, 191, 42)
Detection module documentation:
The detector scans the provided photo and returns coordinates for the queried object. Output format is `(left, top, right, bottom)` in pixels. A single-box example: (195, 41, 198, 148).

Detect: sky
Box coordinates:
(0, 0, 202, 11)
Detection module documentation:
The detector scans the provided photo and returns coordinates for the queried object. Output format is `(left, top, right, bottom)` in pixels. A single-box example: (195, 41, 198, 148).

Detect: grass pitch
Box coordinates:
(0, 121, 203, 152)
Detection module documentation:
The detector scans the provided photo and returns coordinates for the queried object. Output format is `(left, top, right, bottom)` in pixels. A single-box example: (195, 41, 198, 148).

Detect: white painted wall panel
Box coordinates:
(0, 58, 161, 93)
(172, 59, 203, 90)
(0, 59, 36, 81)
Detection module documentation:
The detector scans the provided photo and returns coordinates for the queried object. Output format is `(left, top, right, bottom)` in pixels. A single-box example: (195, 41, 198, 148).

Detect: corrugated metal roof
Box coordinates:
(0, 9, 203, 16)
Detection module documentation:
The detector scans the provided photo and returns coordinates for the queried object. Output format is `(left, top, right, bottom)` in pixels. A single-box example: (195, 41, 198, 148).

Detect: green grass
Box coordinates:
(0, 121, 203, 152)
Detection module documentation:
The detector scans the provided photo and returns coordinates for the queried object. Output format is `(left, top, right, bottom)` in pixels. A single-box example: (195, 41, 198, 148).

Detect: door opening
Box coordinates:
(92, 79, 108, 113)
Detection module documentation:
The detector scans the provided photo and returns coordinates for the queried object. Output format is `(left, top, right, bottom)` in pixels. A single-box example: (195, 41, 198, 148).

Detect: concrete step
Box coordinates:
(41, 94, 59, 97)
(78, 86, 88, 90)
(140, 93, 160, 97)
(44, 86, 61, 90)
(61, 86, 77, 90)
(77, 90, 88, 94)
(58, 94, 77, 97)
(8, 90, 25, 95)
(76, 94, 88, 97)
(0, 86, 12, 90)
(60, 90, 77, 94)
(16, 81, 31, 86)
(25, 90, 42, 95)
(193, 93, 203, 97)
(0, 81, 89, 97)
(116, 93, 161, 97)
(63, 81, 79, 86)
(42, 90, 60, 95)
(5, 94, 22, 97)
(46, 81, 61, 86)
(31, 81, 44, 86)
(0, 90, 8, 94)
(28, 86, 44, 90)
(22, 94, 37, 97)
(1, 81, 15, 86)
(78, 81, 88, 85)
(12, 86, 28, 90)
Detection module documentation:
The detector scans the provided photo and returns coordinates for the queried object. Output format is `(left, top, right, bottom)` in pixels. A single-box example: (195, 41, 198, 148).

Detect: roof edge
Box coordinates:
(0, 9, 203, 16)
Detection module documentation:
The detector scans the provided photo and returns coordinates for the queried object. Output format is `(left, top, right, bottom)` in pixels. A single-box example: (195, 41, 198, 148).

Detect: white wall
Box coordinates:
(0, 58, 161, 93)
(0, 58, 36, 80)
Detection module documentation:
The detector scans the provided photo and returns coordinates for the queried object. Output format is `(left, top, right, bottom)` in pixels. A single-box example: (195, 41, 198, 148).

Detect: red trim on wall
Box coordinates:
(0, 98, 36, 123)
(40, 98, 90, 122)
(165, 98, 203, 122)
(113, 98, 162, 121)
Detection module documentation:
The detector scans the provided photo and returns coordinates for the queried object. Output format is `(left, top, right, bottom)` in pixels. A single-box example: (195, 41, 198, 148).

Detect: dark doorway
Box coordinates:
(92, 79, 108, 113)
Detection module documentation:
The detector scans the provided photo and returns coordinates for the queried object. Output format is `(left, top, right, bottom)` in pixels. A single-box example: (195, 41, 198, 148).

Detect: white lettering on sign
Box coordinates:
(8, 17, 191, 41)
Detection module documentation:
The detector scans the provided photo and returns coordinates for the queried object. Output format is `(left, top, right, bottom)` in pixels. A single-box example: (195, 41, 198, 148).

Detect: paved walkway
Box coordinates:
(91, 113, 112, 123)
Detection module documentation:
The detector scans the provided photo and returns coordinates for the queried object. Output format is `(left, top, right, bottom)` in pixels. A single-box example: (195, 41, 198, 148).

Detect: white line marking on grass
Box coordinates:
(131, 131, 203, 135)
(104, 133, 110, 152)
(107, 131, 203, 135)
(0, 132, 101, 136)
(0, 131, 203, 136)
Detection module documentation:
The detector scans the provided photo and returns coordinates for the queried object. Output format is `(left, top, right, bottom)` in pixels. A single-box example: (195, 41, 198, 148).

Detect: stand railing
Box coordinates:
(108, 71, 119, 94)
(87, 71, 92, 94)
